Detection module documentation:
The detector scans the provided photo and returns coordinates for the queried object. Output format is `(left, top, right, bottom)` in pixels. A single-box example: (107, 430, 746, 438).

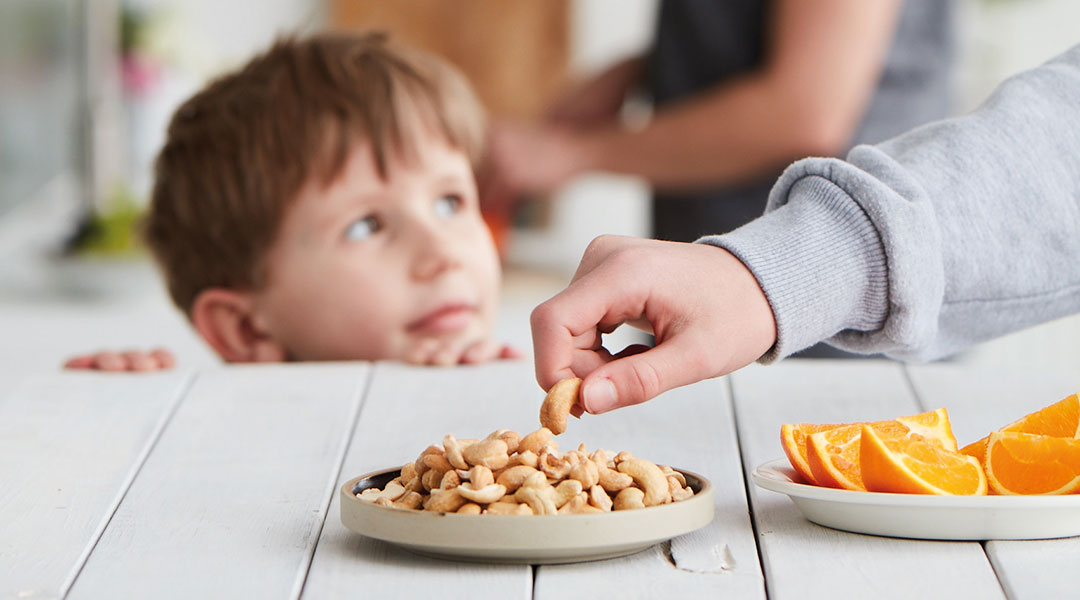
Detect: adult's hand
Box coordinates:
(531, 235, 776, 414)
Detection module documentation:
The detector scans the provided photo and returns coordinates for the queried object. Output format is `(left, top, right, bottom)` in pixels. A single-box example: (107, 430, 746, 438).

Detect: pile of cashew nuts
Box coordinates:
(356, 427, 696, 514)
(356, 378, 694, 515)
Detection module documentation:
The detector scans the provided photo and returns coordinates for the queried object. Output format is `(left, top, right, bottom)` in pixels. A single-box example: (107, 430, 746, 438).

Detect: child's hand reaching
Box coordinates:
(64, 349, 176, 372)
(404, 339, 522, 367)
(530, 235, 777, 414)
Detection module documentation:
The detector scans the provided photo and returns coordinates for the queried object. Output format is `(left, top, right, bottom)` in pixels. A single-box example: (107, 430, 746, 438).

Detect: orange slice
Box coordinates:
(780, 423, 843, 484)
(806, 408, 957, 491)
(961, 392, 1080, 465)
(860, 425, 987, 495)
(984, 431, 1080, 495)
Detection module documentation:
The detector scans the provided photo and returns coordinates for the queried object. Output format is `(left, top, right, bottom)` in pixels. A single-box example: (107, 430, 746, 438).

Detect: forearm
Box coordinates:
(702, 44, 1080, 361)
(576, 74, 824, 190)
(576, 0, 901, 191)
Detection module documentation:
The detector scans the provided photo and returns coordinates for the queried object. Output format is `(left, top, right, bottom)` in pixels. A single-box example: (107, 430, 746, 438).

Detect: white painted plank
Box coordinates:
(66, 363, 368, 600)
(0, 371, 191, 599)
(906, 363, 1080, 600)
(534, 376, 765, 599)
(301, 361, 535, 599)
(731, 359, 1004, 599)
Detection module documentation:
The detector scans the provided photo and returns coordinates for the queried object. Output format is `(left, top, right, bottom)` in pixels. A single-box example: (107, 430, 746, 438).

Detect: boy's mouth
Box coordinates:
(407, 302, 476, 335)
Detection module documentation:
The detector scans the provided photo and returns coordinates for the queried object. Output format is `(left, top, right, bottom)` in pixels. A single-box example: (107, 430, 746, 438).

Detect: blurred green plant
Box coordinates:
(67, 182, 144, 256)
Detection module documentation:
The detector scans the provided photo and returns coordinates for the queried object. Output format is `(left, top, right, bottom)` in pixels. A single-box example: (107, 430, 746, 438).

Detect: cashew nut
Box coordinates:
(553, 479, 584, 508)
(595, 460, 634, 493)
(515, 484, 558, 515)
(413, 445, 445, 476)
(589, 484, 613, 512)
(519, 428, 556, 455)
(617, 458, 671, 506)
(569, 459, 599, 489)
(400, 462, 417, 483)
(357, 479, 406, 503)
(424, 488, 468, 512)
(539, 450, 572, 480)
(443, 434, 470, 470)
(539, 377, 582, 435)
(485, 502, 533, 515)
(457, 503, 482, 515)
(660, 464, 686, 488)
(496, 465, 541, 493)
(669, 475, 694, 502)
(421, 469, 440, 492)
(469, 465, 494, 489)
(457, 482, 507, 504)
(422, 453, 453, 475)
(394, 491, 423, 510)
(613, 487, 645, 511)
(613, 451, 635, 465)
(462, 439, 509, 470)
(509, 449, 539, 469)
(486, 429, 522, 455)
(439, 469, 461, 490)
(557, 492, 593, 514)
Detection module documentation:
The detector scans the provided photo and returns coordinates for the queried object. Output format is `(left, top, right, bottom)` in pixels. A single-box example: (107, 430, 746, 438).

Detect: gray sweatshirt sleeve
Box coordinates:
(699, 43, 1080, 362)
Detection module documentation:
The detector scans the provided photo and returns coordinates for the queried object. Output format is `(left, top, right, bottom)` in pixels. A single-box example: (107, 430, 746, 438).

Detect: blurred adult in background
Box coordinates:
(490, 0, 953, 239)
(489, 0, 954, 358)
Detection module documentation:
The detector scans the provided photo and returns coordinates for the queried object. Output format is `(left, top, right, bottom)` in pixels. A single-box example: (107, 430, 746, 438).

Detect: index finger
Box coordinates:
(529, 267, 648, 391)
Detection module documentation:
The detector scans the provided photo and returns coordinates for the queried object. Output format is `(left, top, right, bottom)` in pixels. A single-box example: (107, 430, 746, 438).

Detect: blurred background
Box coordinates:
(1, 0, 1078, 374)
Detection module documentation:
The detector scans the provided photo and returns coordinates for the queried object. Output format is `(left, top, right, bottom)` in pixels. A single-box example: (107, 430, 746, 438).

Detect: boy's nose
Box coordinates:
(410, 225, 462, 281)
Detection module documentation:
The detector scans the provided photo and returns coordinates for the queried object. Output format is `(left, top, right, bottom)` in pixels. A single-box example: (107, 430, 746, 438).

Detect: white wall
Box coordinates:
(122, 0, 325, 198)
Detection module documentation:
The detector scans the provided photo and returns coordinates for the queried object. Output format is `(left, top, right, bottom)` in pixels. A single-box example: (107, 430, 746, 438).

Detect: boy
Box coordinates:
(66, 32, 518, 370)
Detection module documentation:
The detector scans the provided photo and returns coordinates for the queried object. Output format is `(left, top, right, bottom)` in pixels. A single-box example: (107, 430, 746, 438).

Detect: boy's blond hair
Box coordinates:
(142, 32, 486, 315)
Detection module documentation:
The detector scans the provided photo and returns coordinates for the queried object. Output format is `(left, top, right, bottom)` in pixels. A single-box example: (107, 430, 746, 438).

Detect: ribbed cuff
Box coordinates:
(697, 175, 889, 362)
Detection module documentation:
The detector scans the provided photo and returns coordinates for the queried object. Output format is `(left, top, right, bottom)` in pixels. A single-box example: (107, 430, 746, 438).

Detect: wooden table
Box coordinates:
(3, 358, 1078, 599)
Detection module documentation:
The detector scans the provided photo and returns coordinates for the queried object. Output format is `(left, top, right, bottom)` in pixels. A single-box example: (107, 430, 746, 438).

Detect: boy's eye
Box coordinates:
(434, 194, 463, 219)
(344, 215, 381, 241)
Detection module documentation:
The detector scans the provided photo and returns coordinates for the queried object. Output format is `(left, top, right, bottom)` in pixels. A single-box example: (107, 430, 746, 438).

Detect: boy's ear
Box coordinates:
(191, 288, 287, 363)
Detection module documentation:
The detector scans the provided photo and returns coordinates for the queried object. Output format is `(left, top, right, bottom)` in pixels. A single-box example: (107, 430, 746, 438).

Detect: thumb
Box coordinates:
(580, 337, 710, 414)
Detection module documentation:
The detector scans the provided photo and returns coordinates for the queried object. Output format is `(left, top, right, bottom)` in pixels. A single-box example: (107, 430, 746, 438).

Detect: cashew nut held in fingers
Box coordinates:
(539, 378, 583, 435)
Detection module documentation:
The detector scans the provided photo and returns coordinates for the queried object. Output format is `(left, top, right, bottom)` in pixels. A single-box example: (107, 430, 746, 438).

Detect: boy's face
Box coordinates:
(251, 132, 501, 362)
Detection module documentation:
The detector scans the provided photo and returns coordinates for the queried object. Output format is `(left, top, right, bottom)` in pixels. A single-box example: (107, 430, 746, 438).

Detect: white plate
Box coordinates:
(752, 458, 1080, 540)
(340, 466, 714, 564)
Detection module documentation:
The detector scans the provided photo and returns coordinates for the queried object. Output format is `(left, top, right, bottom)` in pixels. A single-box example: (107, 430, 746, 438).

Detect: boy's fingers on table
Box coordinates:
(150, 348, 176, 369)
(93, 351, 128, 371)
(63, 355, 97, 369)
(64, 349, 177, 372)
(498, 344, 523, 360)
(123, 352, 159, 372)
(459, 339, 501, 365)
(404, 339, 439, 365)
